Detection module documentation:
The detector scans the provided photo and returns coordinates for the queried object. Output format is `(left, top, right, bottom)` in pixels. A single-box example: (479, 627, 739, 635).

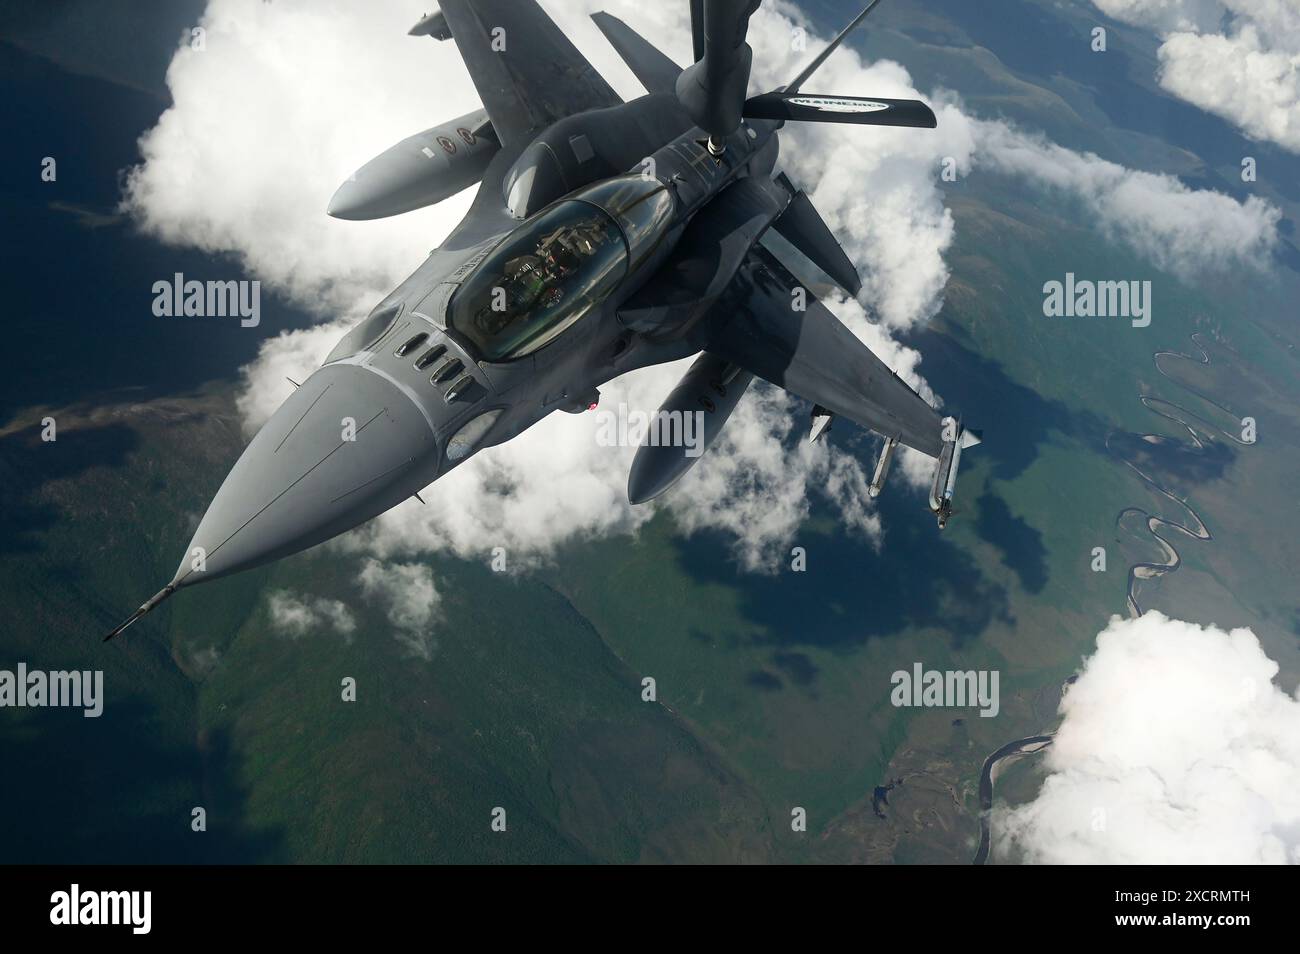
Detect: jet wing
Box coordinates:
(705, 245, 946, 458)
(436, 0, 622, 148)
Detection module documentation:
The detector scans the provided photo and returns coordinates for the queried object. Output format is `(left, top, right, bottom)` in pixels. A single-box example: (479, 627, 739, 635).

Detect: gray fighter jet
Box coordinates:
(106, 0, 980, 640)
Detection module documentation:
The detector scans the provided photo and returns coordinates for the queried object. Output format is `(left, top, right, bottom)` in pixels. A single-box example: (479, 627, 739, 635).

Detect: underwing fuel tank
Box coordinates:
(929, 419, 981, 528)
(327, 108, 499, 220)
(627, 352, 754, 504)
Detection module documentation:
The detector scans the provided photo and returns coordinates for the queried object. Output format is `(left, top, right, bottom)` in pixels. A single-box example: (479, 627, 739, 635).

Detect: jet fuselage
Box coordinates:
(171, 96, 786, 590)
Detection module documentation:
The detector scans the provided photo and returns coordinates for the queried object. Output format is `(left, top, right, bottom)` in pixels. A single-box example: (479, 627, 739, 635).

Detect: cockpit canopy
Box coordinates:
(448, 199, 628, 361)
(449, 176, 674, 363)
(575, 175, 674, 267)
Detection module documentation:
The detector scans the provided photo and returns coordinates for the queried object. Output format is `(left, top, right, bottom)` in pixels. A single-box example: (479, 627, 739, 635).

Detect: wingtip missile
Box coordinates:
(929, 418, 979, 528)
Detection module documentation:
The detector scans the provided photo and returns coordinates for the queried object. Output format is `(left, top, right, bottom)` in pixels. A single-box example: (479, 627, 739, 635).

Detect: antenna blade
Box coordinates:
(786, 0, 884, 93)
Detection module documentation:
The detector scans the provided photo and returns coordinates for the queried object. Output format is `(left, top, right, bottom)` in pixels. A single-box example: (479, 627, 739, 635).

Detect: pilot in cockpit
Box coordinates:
(474, 220, 607, 336)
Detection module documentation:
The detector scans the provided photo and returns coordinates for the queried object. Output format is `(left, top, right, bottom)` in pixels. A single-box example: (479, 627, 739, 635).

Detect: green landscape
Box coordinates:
(3, 0, 1299, 863)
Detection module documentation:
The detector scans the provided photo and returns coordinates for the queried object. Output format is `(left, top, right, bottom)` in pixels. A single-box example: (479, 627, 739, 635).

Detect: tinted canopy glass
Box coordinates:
(573, 175, 673, 265)
(449, 201, 628, 361)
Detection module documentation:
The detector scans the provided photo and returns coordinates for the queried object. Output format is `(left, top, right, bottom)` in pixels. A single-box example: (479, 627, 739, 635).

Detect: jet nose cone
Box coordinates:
(174, 364, 436, 587)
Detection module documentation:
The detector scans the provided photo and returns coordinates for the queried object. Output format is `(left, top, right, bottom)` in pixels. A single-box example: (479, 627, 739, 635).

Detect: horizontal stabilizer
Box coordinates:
(706, 246, 945, 458)
(744, 93, 937, 128)
(591, 11, 683, 95)
(772, 174, 861, 296)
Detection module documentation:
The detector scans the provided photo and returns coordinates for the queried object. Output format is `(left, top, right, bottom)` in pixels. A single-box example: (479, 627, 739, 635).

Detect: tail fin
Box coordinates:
(591, 12, 684, 95)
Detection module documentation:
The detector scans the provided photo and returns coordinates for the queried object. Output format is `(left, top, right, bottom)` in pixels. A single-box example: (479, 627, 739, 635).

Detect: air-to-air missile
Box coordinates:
(929, 418, 981, 528)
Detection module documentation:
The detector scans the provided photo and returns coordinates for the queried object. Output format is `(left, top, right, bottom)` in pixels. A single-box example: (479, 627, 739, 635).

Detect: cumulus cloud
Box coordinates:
(1093, 0, 1300, 153)
(266, 589, 356, 639)
(120, 0, 481, 315)
(123, 0, 1280, 576)
(973, 119, 1280, 277)
(357, 558, 441, 660)
(994, 612, 1300, 864)
(1094, 0, 1226, 33)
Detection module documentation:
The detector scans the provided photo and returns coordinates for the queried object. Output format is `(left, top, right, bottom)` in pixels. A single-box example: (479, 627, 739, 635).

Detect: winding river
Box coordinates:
(973, 334, 1245, 863)
(972, 734, 1053, 865)
(1107, 334, 1249, 616)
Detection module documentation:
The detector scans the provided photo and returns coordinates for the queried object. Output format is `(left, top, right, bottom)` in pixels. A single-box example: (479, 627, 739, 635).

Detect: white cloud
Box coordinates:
(234, 319, 352, 438)
(973, 119, 1280, 277)
(119, 0, 481, 314)
(357, 558, 441, 660)
(1093, 0, 1300, 153)
(123, 0, 1280, 576)
(1094, 0, 1226, 33)
(994, 612, 1300, 864)
(266, 589, 356, 639)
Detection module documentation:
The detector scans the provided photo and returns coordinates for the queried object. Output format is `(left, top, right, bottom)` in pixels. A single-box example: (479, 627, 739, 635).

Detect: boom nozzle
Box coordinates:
(103, 585, 176, 642)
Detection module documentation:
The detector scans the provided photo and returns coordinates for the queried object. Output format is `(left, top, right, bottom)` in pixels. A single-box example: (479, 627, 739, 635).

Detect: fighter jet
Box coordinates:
(105, 0, 980, 640)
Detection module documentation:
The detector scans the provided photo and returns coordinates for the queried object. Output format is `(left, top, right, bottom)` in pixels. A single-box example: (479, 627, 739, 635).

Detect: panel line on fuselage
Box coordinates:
(172, 406, 392, 587)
